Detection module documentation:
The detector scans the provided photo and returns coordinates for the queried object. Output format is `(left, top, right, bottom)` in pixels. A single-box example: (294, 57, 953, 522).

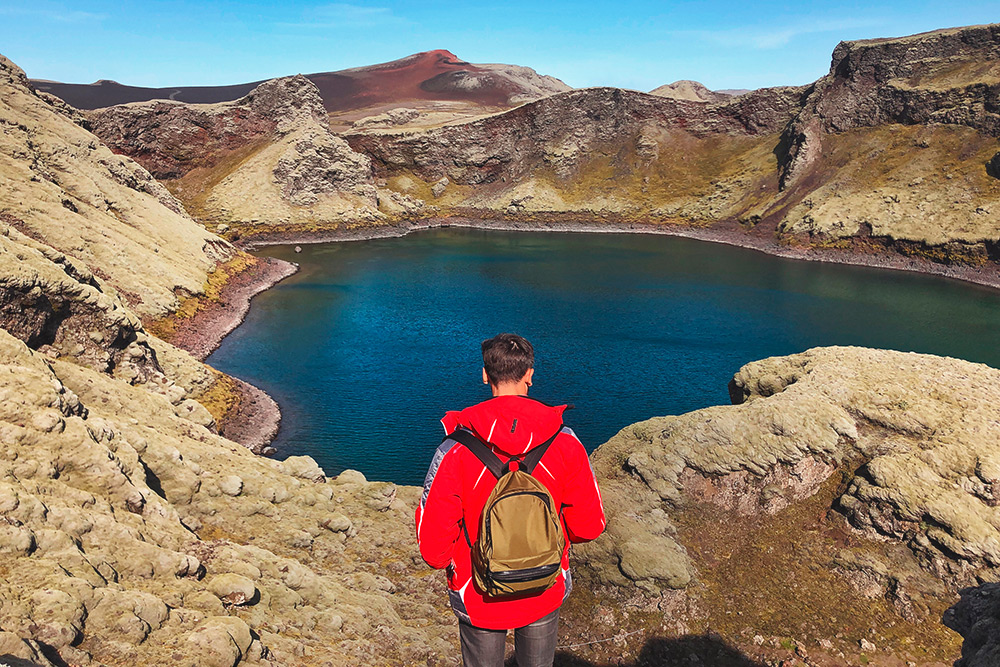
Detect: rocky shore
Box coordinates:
(157, 256, 298, 362)
(238, 216, 1000, 292)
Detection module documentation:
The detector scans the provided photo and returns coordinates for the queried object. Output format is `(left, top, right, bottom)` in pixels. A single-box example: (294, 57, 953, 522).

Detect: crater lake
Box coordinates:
(207, 228, 1000, 486)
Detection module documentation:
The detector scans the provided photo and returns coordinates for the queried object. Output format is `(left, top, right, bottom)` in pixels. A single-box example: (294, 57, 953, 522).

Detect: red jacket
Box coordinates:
(415, 395, 605, 630)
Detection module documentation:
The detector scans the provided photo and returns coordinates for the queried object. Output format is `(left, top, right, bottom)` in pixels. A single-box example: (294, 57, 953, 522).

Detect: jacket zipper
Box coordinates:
(491, 562, 560, 583)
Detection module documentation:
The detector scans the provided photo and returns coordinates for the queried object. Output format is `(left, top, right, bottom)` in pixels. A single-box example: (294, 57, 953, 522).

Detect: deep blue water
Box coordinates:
(206, 228, 1000, 486)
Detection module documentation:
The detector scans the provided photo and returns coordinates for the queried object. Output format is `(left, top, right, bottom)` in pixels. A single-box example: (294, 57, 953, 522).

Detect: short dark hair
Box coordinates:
(481, 333, 534, 385)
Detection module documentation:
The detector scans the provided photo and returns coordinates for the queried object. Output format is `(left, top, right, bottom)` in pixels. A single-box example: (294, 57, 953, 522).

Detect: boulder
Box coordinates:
(208, 573, 257, 606)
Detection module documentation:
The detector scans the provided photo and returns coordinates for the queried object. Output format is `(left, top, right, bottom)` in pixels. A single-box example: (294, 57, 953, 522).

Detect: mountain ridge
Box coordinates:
(28, 49, 570, 112)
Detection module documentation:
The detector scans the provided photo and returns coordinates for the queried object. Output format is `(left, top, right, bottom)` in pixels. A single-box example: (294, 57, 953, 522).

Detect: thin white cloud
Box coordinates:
(674, 18, 887, 50)
(280, 3, 406, 29)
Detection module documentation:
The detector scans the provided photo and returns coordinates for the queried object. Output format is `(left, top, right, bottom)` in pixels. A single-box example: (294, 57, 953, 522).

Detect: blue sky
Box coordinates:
(3, 1, 999, 91)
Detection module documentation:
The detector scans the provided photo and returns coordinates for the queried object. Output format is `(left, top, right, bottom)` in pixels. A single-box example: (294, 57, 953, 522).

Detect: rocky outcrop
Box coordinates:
(779, 24, 1000, 188)
(768, 24, 1000, 248)
(571, 346, 1000, 663)
(0, 224, 161, 385)
(945, 583, 1000, 667)
(0, 328, 456, 666)
(352, 107, 422, 129)
(88, 75, 328, 181)
(271, 125, 373, 206)
(0, 54, 235, 320)
(650, 80, 732, 104)
(985, 151, 1000, 179)
(88, 75, 410, 230)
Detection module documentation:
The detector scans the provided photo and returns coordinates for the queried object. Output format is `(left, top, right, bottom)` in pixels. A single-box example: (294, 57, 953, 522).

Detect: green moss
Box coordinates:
(145, 252, 258, 342)
(162, 139, 271, 223)
(671, 471, 962, 661)
(189, 371, 243, 431)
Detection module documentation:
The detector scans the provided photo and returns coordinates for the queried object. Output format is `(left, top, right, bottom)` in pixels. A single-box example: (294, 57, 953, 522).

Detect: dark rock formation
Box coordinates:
(779, 24, 1000, 188)
(347, 85, 807, 186)
(945, 583, 1000, 667)
(987, 151, 1000, 179)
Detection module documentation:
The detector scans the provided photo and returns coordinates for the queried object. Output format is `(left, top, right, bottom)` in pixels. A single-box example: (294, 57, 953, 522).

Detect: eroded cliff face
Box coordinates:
(0, 55, 234, 321)
(568, 347, 1000, 665)
(0, 51, 296, 448)
(348, 85, 807, 220)
(89, 75, 423, 232)
(775, 24, 1000, 246)
(347, 24, 1000, 262)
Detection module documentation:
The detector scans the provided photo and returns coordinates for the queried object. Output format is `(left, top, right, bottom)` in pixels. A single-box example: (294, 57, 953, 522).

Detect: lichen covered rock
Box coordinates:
(0, 54, 235, 320)
(574, 346, 998, 663)
(0, 328, 457, 665)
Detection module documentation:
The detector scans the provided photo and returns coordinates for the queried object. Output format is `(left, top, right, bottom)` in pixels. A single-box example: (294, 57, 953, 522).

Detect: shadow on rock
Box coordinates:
(547, 634, 763, 667)
(0, 655, 49, 667)
(943, 582, 1000, 667)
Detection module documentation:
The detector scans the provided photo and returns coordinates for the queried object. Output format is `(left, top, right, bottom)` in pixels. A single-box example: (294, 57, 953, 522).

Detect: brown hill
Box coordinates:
(29, 50, 570, 112)
(347, 23, 1000, 266)
(649, 79, 733, 103)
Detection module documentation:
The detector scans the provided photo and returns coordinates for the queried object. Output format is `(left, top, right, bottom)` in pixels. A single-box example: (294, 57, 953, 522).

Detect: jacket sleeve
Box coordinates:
(559, 433, 606, 544)
(414, 441, 464, 569)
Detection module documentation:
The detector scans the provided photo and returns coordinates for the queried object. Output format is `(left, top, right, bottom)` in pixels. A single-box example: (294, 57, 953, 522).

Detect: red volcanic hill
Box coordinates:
(29, 50, 570, 111)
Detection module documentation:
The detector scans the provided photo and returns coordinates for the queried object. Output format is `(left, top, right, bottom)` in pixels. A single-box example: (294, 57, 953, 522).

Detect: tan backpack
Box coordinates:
(450, 427, 566, 598)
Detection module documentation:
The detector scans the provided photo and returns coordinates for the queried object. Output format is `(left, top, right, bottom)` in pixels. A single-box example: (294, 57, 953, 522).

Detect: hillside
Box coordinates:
(350, 24, 1000, 263)
(0, 49, 457, 666)
(649, 79, 734, 103)
(29, 50, 570, 112)
(567, 347, 1000, 666)
(87, 74, 423, 232)
(78, 24, 1000, 278)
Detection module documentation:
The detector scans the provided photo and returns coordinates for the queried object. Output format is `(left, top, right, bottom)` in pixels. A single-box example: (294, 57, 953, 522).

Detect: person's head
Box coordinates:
(481, 333, 534, 395)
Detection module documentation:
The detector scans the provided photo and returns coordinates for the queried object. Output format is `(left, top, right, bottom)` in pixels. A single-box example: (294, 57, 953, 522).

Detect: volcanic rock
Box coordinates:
(945, 583, 1000, 667)
(33, 50, 570, 112)
(573, 346, 1000, 662)
(349, 24, 1000, 258)
(650, 80, 732, 104)
(0, 328, 458, 665)
(90, 75, 394, 229)
(0, 54, 234, 320)
(353, 107, 422, 128)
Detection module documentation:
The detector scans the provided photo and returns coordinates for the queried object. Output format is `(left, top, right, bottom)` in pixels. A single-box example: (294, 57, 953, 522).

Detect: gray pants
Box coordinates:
(459, 608, 560, 667)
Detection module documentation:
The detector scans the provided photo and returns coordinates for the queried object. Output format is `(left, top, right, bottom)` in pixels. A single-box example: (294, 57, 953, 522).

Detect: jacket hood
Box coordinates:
(441, 395, 568, 456)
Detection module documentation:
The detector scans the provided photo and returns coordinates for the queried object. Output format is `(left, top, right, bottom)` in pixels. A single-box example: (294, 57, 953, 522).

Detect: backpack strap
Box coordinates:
(446, 424, 564, 477)
(447, 428, 505, 478)
(519, 425, 563, 475)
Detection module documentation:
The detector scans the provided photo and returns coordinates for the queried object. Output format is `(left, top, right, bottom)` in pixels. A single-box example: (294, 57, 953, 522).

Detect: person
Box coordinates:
(415, 333, 606, 667)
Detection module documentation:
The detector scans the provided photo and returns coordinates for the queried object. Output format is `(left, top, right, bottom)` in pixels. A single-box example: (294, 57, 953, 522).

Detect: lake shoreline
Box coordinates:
(211, 216, 1000, 463)
(239, 217, 1000, 292)
(164, 256, 301, 362)
(168, 255, 298, 456)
